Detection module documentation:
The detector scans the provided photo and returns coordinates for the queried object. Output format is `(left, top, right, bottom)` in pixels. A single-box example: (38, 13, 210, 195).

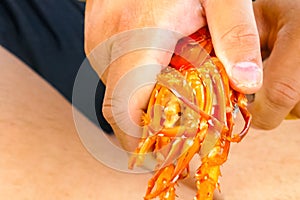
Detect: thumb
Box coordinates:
(202, 0, 263, 94)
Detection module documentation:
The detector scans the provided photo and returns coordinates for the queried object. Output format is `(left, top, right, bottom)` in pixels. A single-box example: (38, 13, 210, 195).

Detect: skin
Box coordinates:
(85, 0, 300, 151)
(85, 0, 262, 151)
(1, 45, 300, 200)
(251, 0, 300, 129)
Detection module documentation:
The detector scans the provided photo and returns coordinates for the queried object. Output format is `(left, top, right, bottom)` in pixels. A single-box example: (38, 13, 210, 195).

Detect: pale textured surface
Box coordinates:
(0, 46, 299, 200)
(221, 120, 300, 200)
(0, 46, 151, 200)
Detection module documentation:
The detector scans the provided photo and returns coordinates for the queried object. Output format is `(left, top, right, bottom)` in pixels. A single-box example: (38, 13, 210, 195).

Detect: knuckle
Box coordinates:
(250, 79, 300, 130)
(102, 96, 131, 129)
(102, 100, 116, 126)
(265, 79, 300, 110)
(220, 24, 259, 50)
(252, 116, 280, 130)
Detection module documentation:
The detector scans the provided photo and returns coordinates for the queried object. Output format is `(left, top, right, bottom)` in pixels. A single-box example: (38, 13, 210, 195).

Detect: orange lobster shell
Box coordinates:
(129, 26, 251, 200)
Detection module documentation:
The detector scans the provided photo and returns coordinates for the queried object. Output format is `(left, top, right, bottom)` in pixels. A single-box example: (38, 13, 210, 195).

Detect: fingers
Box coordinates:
(85, 0, 206, 151)
(249, 30, 300, 129)
(103, 49, 170, 151)
(103, 81, 157, 152)
(201, 0, 263, 94)
(100, 28, 183, 151)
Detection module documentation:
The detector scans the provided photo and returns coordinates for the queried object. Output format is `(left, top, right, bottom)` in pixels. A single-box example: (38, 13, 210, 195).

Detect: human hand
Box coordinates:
(250, 0, 300, 129)
(84, 0, 262, 151)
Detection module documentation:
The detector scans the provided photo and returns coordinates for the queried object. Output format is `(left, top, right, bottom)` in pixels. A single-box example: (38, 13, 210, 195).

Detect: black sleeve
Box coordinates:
(0, 0, 113, 133)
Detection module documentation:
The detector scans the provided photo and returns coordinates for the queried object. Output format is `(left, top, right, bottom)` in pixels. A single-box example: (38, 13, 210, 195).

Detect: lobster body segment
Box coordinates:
(129, 26, 251, 200)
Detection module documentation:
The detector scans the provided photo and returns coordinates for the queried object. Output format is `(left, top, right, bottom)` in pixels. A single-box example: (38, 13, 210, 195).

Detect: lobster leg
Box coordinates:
(195, 158, 221, 200)
(130, 27, 253, 200)
(194, 60, 233, 200)
(145, 121, 208, 200)
(145, 164, 177, 200)
(195, 134, 231, 200)
(171, 121, 208, 181)
(128, 135, 157, 169)
(227, 91, 252, 143)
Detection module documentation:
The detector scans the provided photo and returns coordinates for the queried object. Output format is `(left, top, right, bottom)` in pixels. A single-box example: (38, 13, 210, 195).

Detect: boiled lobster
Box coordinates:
(129, 26, 251, 200)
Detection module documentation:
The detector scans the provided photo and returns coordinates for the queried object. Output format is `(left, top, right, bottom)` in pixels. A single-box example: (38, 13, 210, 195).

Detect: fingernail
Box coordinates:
(246, 94, 255, 103)
(231, 62, 262, 89)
